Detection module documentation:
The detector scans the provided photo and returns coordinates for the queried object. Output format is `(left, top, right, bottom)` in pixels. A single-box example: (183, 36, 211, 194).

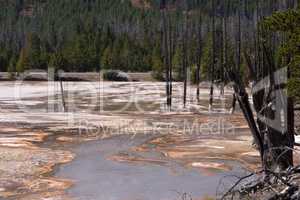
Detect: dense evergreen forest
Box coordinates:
(0, 0, 298, 80)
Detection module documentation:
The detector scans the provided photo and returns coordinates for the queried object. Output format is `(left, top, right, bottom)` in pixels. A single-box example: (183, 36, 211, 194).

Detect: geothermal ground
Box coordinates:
(0, 81, 286, 200)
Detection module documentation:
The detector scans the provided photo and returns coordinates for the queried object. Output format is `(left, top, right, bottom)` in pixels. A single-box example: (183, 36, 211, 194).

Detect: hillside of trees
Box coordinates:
(0, 0, 297, 77)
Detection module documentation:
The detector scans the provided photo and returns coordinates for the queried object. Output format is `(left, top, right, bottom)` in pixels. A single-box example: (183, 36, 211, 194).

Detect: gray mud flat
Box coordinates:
(56, 135, 248, 200)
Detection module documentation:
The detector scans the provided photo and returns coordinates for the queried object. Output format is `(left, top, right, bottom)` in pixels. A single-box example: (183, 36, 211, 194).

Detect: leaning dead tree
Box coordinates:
(234, 1, 295, 173)
(222, 1, 299, 199)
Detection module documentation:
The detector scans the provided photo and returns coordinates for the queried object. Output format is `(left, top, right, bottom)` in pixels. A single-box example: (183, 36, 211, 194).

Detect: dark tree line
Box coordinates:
(0, 0, 296, 77)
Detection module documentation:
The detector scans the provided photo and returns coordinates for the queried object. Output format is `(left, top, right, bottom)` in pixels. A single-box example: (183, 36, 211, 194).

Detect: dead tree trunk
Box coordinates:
(196, 8, 202, 102)
(183, 3, 188, 108)
(227, 70, 264, 162)
(59, 76, 66, 112)
(55, 70, 66, 112)
(220, 14, 225, 98)
(220, 0, 228, 98)
(227, 3, 295, 171)
(161, 0, 171, 110)
(231, 0, 242, 114)
(209, 0, 216, 111)
(168, 15, 173, 109)
(237, 1, 241, 78)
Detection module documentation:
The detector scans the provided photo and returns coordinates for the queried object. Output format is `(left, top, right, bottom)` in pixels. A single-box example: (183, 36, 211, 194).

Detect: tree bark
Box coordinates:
(196, 8, 202, 102)
(161, 0, 171, 110)
(183, 3, 188, 108)
(209, 0, 216, 111)
(168, 14, 173, 109)
(220, 0, 228, 98)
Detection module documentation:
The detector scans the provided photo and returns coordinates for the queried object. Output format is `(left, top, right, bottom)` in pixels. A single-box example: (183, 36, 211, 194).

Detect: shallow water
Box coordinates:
(56, 135, 248, 200)
(0, 81, 248, 200)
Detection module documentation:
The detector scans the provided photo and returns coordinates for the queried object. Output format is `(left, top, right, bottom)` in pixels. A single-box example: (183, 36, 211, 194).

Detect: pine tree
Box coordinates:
(8, 55, 17, 78)
(172, 44, 183, 81)
(119, 37, 130, 71)
(201, 34, 213, 80)
(63, 35, 97, 72)
(111, 40, 122, 69)
(0, 49, 9, 72)
(263, 8, 300, 102)
(151, 44, 164, 80)
(27, 33, 42, 69)
(16, 48, 29, 73)
(101, 46, 114, 70)
(48, 53, 65, 70)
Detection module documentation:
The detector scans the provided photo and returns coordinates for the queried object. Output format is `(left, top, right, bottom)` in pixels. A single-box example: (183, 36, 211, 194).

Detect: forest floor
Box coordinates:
(0, 81, 296, 200)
